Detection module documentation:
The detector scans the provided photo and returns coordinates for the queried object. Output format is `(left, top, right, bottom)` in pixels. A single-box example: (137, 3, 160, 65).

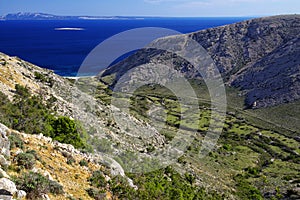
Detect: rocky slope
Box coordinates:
(0, 52, 163, 153)
(0, 52, 299, 199)
(0, 52, 154, 199)
(100, 15, 300, 108)
(0, 121, 122, 200)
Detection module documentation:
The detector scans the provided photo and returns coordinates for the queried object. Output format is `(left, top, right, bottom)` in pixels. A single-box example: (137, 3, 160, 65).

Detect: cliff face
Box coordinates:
(191, 15, 300, 108)
(101, 15, 300, 108)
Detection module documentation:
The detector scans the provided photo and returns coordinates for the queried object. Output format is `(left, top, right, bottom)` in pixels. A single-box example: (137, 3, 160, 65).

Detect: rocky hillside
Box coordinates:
(0, 51, 299, 199)
(0, 53, 157, 199)
(100, 15, 300, 108)
(0, 123, 113, 200)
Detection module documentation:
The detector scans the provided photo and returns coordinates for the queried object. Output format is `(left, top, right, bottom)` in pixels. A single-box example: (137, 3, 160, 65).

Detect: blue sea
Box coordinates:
(0, 18, 250, 76)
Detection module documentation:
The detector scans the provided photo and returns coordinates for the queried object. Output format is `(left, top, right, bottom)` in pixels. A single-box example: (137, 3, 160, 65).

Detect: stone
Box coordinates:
(41, 194, 50, 200)
(0, 124, 10, 157)
(16, 190, 27, 199)
(0, 178, 17, 195)
(32, 168, 54, 181)
(0, 168, 10, 179)
(0, 194, 13, 200)
(0, 155, 10, 168)
(15, 149, 23, 155)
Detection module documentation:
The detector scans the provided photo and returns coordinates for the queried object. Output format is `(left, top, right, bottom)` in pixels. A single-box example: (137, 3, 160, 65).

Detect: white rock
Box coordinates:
(0, 123, 9, 138)
(32, 168, 54, 181)
(104, 175, 111, 182)
(0, 178, 17, 195)
(41, 194, 50, 200)
(14, 149, 23, 155)
(0, 168, 10, 179)
(0, 155, 10, 168)
(0, 194, 12, 200)
(16, 190, 26, 199)
(43, 171, 54, 181)
(0, 123, 10, 157)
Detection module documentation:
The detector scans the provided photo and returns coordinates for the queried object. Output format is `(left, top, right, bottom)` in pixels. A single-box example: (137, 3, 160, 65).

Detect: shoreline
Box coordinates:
(64, 75, 97, 80)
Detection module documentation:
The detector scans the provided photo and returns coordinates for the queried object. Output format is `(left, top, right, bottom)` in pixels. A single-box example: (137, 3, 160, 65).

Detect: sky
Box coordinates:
(0, 0, 299, 17)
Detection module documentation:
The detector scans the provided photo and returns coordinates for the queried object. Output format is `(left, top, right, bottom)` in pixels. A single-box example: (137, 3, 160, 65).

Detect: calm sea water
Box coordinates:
(0, 18, 250, 76)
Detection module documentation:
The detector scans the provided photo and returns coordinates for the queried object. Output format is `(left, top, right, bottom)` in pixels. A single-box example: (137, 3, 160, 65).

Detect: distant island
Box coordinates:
(0, 12, 153, 20)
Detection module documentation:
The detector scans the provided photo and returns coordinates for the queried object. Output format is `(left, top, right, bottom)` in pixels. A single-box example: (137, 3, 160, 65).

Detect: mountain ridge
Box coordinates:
(0, 12, 180, 20)
(100, 14, 300, 108)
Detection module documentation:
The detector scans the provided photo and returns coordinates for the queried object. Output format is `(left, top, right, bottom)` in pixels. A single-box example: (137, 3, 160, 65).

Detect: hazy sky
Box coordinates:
(0, 0, 299, 17)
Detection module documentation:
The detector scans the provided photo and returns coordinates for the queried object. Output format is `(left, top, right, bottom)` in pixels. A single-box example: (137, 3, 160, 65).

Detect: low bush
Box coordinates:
(66, 156, 76, 165)
(234, 174, 263, 200)
(89, 170, 107, 188)
(15, 152, 36, 169)
(14, 172, 64, 199)
(47, 116, 88, 149)
(79, 159, 89, 167)
(0, 88, 90, 150)
(86, 188, 106, 200)
(8, 133, 24, 149)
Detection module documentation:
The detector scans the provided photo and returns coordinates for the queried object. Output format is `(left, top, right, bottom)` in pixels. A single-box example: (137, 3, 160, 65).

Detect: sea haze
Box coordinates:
(0, 18, 250, 76)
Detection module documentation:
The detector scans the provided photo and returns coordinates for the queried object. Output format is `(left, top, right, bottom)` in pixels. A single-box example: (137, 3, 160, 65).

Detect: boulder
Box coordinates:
(0, 189, 13, 200)
(17, 190, 27, 199)
(0, 178, 17, 195)
(0, 155, 10, 168)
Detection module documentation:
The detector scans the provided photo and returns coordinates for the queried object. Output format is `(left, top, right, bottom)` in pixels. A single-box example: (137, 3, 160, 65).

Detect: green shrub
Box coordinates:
(185, 172, 196, 185)
(0, 92, 16, 127)
(15, 84, 30, 97)
(34, 72, 54, 86)
(15, 152, 36, 169)
(79, 159, 89, 167)
(89, 170, 107, 188)
(34, 72, 47, 82)
(66, 156, 76, 165)
(25, 149, 40, 161)
(234, 174, 263, 200)
(14, 172, 64, 199)
(108, 167, 222, 200)
(0, 87, 90, 151)
(8, 133, 24, 149)
(48, 116, 88, 149)
(222, 143, 232, 151)
(86, 188, 106, 200)
(48, 179, 64, 194)
(244, 167, 260, 177)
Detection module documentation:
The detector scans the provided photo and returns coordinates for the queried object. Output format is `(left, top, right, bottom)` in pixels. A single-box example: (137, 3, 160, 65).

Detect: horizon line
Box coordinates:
(0, 12, 276, 18)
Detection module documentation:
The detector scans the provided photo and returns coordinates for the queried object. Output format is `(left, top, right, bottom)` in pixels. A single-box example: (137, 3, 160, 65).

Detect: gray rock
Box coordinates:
(14, 149, 23, 155)
(16, 190, 27, 199)
(0, 124, 10, 157)
(0, 178, 17, 195)
(32, 168, 54, 181)
(0, 168, 10, 179)
(0, 194, 13, 200)
(0, 155, 10, 168)
(41, 194, 50, 200)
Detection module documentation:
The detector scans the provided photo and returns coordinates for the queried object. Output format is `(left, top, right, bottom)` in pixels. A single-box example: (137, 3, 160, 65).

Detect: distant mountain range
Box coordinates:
(0, 12, 147, 20)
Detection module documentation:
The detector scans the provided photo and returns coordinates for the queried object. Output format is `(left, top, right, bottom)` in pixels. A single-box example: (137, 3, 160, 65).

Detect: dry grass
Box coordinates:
(8, 131, 112, 200)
